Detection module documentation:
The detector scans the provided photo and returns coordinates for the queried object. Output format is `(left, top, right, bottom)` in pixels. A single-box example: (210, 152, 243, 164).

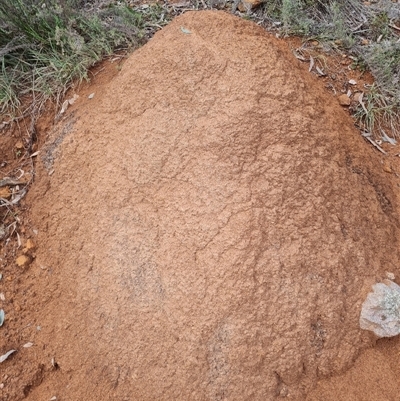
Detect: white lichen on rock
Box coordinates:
(360, 280, 400, 337)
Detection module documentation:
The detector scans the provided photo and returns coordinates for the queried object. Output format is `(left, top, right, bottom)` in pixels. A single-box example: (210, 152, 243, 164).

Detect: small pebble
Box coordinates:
(386, 272, 395, 280)
(338, 94, 351, 106)
(15, 255, 31, 268)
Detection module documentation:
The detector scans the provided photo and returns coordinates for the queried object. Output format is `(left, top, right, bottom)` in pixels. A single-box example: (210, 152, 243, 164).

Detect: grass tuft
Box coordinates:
(0, 0, 170, 119)
(256, 0, 400, 137)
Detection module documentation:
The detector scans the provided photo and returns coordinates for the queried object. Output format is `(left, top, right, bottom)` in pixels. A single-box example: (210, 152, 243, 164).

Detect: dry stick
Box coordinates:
(0, 178, 26, 188)
(364, 136, 387, 155)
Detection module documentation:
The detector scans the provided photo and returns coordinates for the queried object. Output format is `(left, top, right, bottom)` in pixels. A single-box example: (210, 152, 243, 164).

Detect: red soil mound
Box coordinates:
(4, 10, 400, 401)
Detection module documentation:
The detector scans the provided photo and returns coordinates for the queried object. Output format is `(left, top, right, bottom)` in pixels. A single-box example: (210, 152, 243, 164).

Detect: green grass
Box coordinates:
(354, 84, 400, 138)
(255, 0, 400, 137)
(0, 0, 170, 118)
(1, 0, 399, 138)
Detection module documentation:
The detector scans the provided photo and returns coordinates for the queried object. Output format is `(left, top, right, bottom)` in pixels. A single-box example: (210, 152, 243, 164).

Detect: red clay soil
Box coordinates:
(2, 10, 400, 401)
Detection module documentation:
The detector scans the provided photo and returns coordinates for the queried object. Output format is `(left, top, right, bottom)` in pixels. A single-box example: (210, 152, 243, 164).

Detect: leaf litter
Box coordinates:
(0, 350, 16, 363)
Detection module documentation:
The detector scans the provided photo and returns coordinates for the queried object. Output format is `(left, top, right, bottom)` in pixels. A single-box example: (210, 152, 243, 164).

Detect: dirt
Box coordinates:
(2, 9, 400, 401)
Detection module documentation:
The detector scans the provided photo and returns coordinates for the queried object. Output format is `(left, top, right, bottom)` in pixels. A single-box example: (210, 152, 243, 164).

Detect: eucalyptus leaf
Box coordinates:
(0, 349, 16, 363)
(180, 26, 191, 34)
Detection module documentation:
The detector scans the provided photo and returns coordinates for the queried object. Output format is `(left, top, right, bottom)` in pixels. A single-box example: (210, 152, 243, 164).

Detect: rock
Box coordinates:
(238, 0, 262, 11)
(383, 161, 392, 173)
(360, 280, 400, 337)
(338, 94, 351, 106)
(386, 272, 395, 280)
(23, 238, 36, 253)
(15, 255, 31, 268)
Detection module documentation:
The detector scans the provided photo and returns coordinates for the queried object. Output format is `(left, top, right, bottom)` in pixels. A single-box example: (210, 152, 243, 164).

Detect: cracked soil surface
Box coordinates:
(2, 10, 400, 401)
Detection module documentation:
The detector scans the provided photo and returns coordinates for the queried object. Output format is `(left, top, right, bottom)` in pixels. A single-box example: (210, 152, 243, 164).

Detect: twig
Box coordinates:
(0, 178, 26, 187)
(389, 24, 400, 32)
(364, 136, 387, 155)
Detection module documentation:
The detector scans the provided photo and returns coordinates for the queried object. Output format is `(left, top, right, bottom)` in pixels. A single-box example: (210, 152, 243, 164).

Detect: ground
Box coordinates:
(1, 10, 400, 401)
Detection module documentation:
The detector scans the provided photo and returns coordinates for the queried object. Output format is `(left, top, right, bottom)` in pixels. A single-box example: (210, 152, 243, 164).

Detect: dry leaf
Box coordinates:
(293, 50, 306, 61)
(10, 188, 27, 204)
(315, 66, 326, 76)
(0, 309, 4, 326)
(60, 100, 69, 114)
(68, 94, 79, 105)
(180, 26, 191, 34)
(0, 350, 16, 363)
(358, 92, 368, 114)
(308, 55, 314, 72)
(349, 79, 357, 85)
(382, 131, 397, 145)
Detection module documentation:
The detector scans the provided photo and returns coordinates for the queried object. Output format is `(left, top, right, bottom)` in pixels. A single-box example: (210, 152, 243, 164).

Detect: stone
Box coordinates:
(25, 238, 36, 251)
(238, 0, 262, 11)
(360, 280, 400, 337)
(15, 255, 31, 268)
(386, 272, 396, 280)
(338, 94, 351, 106)
(383, 161, 392, 173)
